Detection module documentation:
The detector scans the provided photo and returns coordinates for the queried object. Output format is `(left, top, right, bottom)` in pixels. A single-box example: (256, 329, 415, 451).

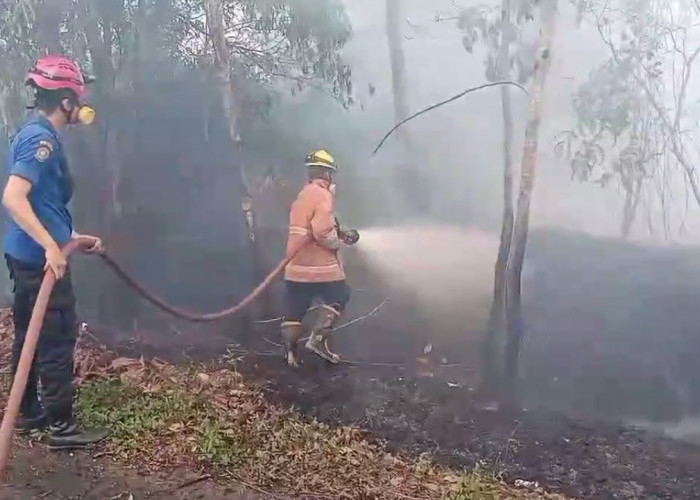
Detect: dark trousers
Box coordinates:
(6, 255, 78, 424)
(283, 280, 351, 322)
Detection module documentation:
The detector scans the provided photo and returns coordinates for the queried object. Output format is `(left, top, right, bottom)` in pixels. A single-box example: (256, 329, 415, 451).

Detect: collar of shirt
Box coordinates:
(29, 112, 61, 143)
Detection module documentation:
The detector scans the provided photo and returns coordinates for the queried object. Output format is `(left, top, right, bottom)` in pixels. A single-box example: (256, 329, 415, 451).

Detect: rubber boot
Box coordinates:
(281, 321, 305, 367)
(47, 419, 109, 450)
(304, 305, 341, 364)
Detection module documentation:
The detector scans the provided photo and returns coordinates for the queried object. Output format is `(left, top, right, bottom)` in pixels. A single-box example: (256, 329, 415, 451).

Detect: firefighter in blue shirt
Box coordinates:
(2, 55, 107, 449)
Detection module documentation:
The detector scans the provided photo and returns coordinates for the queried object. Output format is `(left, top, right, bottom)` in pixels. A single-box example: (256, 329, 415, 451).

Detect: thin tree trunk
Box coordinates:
(621, 191, 635, 239)
(385, 0, 428, 214)
(621, 179, 641, 239)
(502, 0, 557, 406)
(36, 0, 64, 53)
(205, 0, 239, 149)
(480, 0, 516, 396)
(386, 0, 409, 124)
(205, 0, 264, 321)
(119, 0, 147, 331)
(83, 0, 125, 324)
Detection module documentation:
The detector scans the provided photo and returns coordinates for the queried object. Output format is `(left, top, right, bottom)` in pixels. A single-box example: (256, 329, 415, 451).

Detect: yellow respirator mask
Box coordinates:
(77, 106, 96, 125)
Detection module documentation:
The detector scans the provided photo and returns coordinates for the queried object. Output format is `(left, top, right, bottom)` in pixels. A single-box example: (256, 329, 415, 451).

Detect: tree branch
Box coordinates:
(372, 80, 528, 156)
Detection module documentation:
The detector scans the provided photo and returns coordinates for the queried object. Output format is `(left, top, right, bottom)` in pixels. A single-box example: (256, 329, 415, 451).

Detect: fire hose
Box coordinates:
(0, 79, 526, 476)
(0, 236, 305, 474)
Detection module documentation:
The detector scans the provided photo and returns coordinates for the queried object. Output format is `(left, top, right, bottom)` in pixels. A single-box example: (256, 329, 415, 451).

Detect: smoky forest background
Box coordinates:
(4, 0, 700, 417)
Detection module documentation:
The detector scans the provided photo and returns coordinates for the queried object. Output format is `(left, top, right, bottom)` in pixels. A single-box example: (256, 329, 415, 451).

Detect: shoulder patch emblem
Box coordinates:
(35, 145, 51, 162)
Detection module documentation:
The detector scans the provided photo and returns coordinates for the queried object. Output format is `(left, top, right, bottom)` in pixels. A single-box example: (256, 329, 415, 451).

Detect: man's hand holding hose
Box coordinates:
(72, 230, 104, 254)
(340, 229, 360, 245)
(334, 217, 360, 246)
(44, 244, 67, 279)
(40, 232, 102, 280)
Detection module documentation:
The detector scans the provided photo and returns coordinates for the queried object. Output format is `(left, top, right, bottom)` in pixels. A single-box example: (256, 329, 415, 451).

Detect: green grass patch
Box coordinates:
(77, 377, 247, 468)
(71, 361, 569, 500)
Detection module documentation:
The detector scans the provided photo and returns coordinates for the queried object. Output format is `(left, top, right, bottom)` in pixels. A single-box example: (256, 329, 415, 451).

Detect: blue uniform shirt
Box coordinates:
(4, 114, 73, 264)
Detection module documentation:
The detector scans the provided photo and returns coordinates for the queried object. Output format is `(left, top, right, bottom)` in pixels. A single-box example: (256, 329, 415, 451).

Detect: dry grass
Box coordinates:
(0, 310, 573, 499)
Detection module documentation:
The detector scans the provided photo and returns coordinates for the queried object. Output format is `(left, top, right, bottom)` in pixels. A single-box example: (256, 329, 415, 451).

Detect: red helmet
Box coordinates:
(25, 55, 92, 99)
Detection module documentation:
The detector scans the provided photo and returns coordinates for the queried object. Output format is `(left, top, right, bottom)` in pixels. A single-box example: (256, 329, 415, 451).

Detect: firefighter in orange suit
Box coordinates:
(280, 150, 359, 366)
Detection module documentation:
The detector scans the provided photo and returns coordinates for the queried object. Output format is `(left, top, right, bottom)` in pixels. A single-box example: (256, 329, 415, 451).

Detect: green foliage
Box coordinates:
(560, 0, 700, 236)
(175, 0, 353, 104)
(0, 0, 355, 273)
(447, 471, 504, 500)
(0, 0, 40, 134)
(574, 61, 637, 139)
(554, 57, 658, 186)
(0, 0, 353, 137)
(456, 0, 540, 83)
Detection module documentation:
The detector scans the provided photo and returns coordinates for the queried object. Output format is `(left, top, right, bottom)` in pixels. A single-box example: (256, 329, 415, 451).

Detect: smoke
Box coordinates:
(355, 224, 499, 333)
(628, 416, 700, 444)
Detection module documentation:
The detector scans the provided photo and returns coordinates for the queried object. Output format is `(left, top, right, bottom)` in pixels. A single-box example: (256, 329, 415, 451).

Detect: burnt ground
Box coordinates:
(1, 438, 273, 499)
(238, 345, 700, 500)
(85, 310, 700, 500)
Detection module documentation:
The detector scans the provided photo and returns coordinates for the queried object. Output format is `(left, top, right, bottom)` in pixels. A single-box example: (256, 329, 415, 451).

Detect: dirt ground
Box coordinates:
(1, 439, 274, 499)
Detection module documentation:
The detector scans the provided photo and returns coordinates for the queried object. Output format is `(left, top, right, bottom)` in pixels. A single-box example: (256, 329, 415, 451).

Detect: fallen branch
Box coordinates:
(332, 298, 390, 333)
(254, 305, 320, 325)
(254, 290, 372, 325)
(263, 337, 283, 348)
(176, 474, 213, 489)
(262, 298, 390, 347)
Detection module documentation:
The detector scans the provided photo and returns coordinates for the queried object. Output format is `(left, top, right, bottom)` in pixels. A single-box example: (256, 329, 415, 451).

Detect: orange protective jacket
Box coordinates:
(284, 180, 345, 283)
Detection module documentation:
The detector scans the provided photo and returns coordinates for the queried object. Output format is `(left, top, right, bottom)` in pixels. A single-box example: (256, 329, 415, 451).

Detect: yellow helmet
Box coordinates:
(305, 149, 338, 171)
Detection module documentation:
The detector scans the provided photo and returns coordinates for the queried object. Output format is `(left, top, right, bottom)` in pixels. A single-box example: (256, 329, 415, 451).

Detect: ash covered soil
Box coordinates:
(95, 313, 700, 500)
(240, 353, 700, 500)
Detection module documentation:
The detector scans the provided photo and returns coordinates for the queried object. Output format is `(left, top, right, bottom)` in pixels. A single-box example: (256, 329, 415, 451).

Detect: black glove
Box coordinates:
(341, 229, 360, 246)
(335, 217, 359, 245)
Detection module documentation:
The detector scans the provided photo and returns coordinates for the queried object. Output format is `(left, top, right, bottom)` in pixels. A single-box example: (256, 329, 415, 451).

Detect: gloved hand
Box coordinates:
(334, 217, 359, 245)
(341, 229, 360, 246)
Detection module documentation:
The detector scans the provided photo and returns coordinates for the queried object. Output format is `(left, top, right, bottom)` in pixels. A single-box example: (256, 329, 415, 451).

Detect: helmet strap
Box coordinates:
(319, 171, 333, 185)
(25, 86, 38, 110)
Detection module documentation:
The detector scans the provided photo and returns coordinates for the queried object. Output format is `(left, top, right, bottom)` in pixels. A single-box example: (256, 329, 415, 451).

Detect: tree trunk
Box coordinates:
(386, 0, 409, 124)
(81, 0, 139, 327)
(480, 0, 516, 396)
(205, 0, 264, 321)
(205, 0, 239, 148)
(385, 0, 429, 214)
(36, 0, 64, 53)
(621, 179, 641, 239)
(502, 0, 558, 406)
